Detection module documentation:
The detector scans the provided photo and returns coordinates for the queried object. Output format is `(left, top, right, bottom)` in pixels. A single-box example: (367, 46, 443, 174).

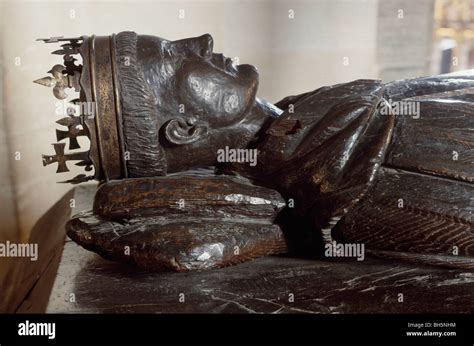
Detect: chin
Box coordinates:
(235, 64, 259, 103)
(236, 63, 259, 78)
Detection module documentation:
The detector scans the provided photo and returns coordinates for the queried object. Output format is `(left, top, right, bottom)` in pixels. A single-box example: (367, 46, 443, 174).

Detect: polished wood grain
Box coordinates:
(48, 238, 474, 313)
(67, 174, 288, 271)
(335, 167, 474, 266)
(386, 97, 474, 183)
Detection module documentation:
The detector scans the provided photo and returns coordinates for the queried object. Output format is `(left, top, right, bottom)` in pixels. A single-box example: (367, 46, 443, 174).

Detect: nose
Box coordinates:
(171, 34, 214, 59)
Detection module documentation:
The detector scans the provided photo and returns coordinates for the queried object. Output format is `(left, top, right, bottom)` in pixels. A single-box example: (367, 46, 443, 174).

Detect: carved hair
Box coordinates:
(115, 31, 167, 177)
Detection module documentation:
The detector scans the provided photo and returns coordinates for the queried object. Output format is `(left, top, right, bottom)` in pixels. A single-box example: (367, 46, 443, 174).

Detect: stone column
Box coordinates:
(376, 0, 435, 81)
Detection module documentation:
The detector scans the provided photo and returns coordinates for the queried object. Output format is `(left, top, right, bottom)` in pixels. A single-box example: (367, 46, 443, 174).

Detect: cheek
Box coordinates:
(223, 93, 241, 113)
(179, 68, 249, 125)
(188, 74, 246, 114)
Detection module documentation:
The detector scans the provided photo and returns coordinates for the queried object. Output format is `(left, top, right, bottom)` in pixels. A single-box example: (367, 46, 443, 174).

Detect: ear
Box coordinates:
(164, 118, 208, 145)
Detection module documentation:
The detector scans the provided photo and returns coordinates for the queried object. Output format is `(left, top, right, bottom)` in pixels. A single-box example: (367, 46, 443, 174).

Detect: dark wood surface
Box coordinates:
(386, 94, 474, 183)
(67, 174, 288, 271)
(336, 167, 474, 261)
(40, 186, 474, 313)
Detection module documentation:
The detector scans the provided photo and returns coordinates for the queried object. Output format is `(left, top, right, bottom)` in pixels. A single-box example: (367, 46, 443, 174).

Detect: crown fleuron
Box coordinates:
(34, 37, 82, 99)
(35, 36, 94, 184)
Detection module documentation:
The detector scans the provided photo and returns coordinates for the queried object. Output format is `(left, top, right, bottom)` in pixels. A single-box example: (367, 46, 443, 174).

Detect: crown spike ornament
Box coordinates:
(35, 36, 95, 184)
(56, 128, 86, 150)
(42, 143, 90, 173)
(33, 64, 81, 100)
(55, 108, 86, 150)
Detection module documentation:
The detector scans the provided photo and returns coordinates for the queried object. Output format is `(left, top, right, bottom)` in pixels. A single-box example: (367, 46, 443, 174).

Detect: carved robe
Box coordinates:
(248, 76, 474, 262)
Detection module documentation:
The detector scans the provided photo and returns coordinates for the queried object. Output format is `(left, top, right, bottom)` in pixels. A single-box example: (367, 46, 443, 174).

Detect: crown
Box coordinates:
(35, 35, 128, 183)
(35, 33, 168, 184)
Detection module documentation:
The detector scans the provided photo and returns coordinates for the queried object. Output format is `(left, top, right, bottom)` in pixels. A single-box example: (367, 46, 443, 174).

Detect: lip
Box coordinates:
(211, 53, 235, 71)
(225, 57, 234, 69)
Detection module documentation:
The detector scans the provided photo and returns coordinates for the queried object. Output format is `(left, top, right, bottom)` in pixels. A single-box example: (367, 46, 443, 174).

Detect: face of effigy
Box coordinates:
(131, 33, 277, 174)
(138, 34, 259, 128)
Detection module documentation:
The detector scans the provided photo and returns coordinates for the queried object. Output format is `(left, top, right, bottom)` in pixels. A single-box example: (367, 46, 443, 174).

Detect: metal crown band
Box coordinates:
(87, 35, 126, 181)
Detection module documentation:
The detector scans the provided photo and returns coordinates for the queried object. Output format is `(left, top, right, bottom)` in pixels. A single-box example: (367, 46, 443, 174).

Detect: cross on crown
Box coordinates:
(42, 143, 90, 173)
(35, 36, 94, 184)
(55, 108, 86, 150)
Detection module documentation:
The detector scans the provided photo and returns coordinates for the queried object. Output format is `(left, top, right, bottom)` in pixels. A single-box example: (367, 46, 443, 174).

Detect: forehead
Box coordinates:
(135, 36, 177, 106)
(137, 35, 172, 57)
(136, 35, 178, 80)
